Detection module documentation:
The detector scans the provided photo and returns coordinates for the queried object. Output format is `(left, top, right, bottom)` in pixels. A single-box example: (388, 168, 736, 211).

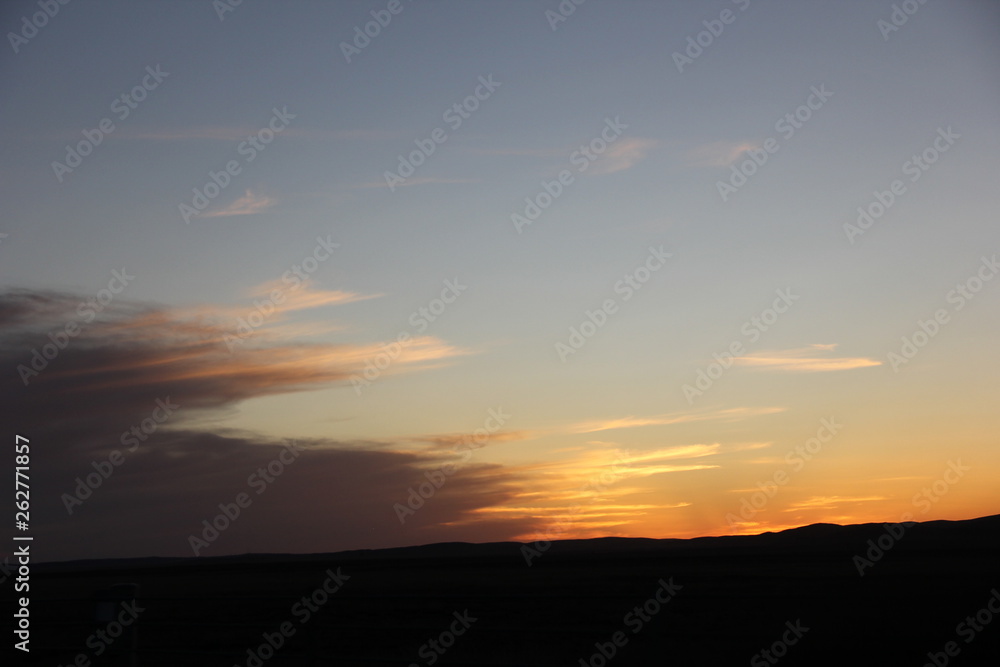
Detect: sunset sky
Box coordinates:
(1, 0, 998, 562)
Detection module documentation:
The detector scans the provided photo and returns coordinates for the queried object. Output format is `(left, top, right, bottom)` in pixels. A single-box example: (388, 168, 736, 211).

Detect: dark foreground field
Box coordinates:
(13, 515, 1000, 666)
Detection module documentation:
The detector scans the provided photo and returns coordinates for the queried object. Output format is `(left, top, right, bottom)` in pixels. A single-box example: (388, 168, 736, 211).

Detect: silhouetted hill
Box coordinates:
(16, 515, 1000, 666)
(36, 513, 1000, 573)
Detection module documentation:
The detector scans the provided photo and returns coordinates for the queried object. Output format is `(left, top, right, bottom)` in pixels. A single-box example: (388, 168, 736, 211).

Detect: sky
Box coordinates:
(1, 0, 998, 562)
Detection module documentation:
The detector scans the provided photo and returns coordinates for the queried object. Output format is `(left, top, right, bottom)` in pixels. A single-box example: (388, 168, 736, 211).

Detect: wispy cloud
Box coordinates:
(591, 137, 657, 175)
(626, 444, 720, 462)
(411, 429, 535, 452)
(783, 495, 888, 511)
(1, 287, 466, 405)
(613, 445, 720, 477)
(727, 441, 774, 452)
(116, 127, 392, 142)
(453, 442, 702, 540)
(467, 138, 655, 175)
(0, 287, 505, 558)
(249, 280, 379, 312)
(734, 344, 882, 372)
(349, 176, 481, 190)
(154, 281, 381, 345)
(569, 406, 786, 434)
(201, 189, 276, 218)
(686, 140, 760, 167)
(470, 146, 567, 157)
(534, 444, 721, 480)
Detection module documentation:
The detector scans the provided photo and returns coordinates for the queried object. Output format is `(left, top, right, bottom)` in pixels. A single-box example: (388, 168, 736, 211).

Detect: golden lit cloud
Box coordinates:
(2, 287, 469, 404)
(158, 282, 383, 345)
(450, 440, 715, 542)
(727, 441, 774, 452)
(626, 444, 720, 460)
(609, 445, 722, 477)
(249, 280, 381, 313)
(569, 406, 786, 434)
(783, 495, 888, 511)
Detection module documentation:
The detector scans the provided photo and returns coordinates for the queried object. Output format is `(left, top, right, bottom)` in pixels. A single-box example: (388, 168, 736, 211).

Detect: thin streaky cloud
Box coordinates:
(473, 503, 687, 515)
(470, 137, 655, 173)
(624, 444, 721, 462)
(469, 146, 568, 157)
(726, 441, 774, 452)
(0, 289, 470, 406)
(783, 495, 888, 511)
(569, 406, 787, 434)
(115, 127, 393, 142)
(247, 280, 382, 312)
(590, 137, 657, 175)
(618, 463, 719, 477)
(160, 283, 382, 335)
(734, 344, 882, 372)
(349, 177, 481, 190)
(201, 189, 276, 218)
(740, 456, 790, 466)
(686, 140, 761, 167)
(520, 444, 717, 478)
(409, 429, 536, 452)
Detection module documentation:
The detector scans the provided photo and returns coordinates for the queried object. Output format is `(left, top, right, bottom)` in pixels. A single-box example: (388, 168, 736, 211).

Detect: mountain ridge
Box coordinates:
(34, 512, 1000, 572)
